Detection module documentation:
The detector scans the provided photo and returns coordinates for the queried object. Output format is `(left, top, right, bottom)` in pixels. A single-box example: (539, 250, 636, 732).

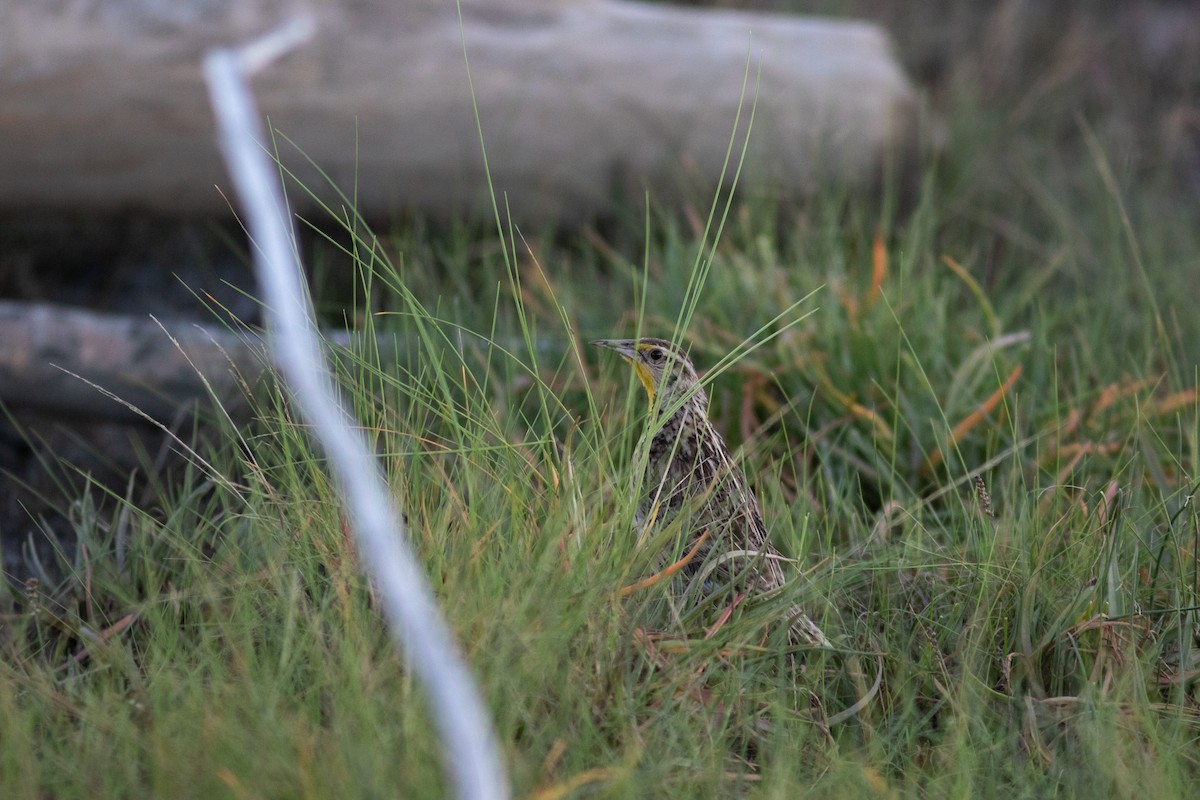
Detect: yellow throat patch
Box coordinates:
(630, 360, 657, 407)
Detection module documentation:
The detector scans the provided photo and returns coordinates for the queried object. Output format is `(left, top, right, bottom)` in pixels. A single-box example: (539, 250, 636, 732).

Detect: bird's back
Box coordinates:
(638, 400, 785, 593)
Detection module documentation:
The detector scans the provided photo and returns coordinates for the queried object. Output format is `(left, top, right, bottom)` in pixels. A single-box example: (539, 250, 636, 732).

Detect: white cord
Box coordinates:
(202, 20, 509, 800)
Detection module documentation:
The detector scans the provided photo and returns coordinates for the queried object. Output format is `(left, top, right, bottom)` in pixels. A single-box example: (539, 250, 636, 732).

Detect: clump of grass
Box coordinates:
(4, 174, 1197, 794)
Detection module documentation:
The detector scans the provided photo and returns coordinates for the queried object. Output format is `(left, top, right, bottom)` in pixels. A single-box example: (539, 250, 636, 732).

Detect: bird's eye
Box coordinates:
(648, 348, 665, 363)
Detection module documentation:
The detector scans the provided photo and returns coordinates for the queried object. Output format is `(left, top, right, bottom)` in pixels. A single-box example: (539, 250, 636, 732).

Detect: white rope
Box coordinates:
(202, 19, 508, 800)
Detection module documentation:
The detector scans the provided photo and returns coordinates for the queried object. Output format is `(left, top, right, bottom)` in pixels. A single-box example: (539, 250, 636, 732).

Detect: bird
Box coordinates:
(592, 336, 830, 648)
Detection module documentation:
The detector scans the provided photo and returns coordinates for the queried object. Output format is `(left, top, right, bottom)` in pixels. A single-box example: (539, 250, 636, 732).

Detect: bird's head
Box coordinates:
(592, 337, 703, 411)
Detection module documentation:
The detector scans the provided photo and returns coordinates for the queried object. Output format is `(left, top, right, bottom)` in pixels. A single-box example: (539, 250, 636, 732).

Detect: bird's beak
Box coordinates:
(590, 338, 637, 362)
(593, 338, 657, 404)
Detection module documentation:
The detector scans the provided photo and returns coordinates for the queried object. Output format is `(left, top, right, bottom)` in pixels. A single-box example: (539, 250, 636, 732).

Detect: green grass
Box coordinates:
(3, 41, 1200, 800)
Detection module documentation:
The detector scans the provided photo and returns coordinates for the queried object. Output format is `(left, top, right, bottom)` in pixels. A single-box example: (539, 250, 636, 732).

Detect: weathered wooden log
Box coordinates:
(1, 0, 918, 223)
(0, 301, 551, 424)
(0, 301, 266, 423)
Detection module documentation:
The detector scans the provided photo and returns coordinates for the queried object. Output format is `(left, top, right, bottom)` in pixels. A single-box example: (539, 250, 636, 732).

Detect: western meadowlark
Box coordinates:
(593, 337, 830, 648)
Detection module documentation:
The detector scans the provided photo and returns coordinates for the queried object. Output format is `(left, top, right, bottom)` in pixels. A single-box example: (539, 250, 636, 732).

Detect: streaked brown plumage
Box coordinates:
(593, 337, 830, 648)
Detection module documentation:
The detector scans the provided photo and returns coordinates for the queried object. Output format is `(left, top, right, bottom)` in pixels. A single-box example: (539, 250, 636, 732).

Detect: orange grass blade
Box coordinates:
(1157, 388, 1199, 416)
(867, 232, 887, 308)
(1090, 378, 1152, 419)
(704, 592, 747, 639)
(924, 363, 1022, 472)
(950, 364, 1022, 442)
(620, 529, 711, 597)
